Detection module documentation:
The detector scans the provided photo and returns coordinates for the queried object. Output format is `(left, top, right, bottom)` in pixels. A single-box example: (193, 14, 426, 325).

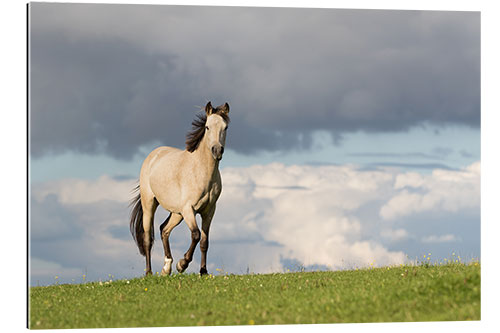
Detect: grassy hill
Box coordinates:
(29, 262, 480, 329)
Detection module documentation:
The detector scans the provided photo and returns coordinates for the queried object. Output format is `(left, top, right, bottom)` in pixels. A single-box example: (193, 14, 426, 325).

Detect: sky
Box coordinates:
(28, 2, 480, 286)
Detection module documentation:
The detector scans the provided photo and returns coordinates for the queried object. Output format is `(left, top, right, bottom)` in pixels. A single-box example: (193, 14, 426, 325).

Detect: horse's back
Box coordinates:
(140, 146, 179, 186)
(140, 145, 173, 173)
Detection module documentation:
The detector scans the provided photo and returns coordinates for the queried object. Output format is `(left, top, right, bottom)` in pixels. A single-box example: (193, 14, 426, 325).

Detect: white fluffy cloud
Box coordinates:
(379, 162, 480, 220)
(32, 175, 136, 204)
(30, 161, 480, 284)
(30, 258, 84, 284)
(421, 234, 460, 243)
(380, 228, 409, 242)
(217, 163, 405, 269)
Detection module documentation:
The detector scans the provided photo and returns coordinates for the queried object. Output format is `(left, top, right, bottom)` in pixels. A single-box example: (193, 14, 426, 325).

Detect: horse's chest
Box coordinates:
(193, 181, 221, 212)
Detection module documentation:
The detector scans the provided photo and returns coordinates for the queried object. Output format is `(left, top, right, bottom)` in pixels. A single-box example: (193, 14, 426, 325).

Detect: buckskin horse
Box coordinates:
(130, 101, 230, 276)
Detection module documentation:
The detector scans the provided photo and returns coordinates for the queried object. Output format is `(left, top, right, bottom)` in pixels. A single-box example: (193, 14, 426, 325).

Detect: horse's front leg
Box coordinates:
(159, 212, 183, 276)
(199, 205, 215, 275)
(176, 207, 200, 273)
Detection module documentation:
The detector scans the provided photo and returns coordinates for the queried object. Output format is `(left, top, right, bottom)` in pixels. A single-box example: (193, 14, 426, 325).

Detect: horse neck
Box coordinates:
(191, 136, 219, 178)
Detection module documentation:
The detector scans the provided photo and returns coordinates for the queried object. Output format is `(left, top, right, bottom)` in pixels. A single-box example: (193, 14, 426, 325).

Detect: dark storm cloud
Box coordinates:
(30, 31, 196, 158)
(29, 3, 480, 159)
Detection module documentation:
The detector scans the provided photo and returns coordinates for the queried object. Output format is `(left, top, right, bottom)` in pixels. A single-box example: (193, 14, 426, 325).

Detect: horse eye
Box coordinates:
(205, 126, 209, 131)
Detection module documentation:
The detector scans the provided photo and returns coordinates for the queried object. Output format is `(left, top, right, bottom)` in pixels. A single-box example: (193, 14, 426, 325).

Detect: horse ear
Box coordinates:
(205, 101, 213, 115)
(221, 102, 230, 114)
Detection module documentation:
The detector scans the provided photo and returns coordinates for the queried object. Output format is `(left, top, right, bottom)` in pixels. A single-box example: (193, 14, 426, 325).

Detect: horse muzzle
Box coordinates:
(211, 145, 224, 161)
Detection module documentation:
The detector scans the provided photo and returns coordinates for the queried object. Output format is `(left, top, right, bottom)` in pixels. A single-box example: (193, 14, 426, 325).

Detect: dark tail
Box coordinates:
(129, 184, 154, 256)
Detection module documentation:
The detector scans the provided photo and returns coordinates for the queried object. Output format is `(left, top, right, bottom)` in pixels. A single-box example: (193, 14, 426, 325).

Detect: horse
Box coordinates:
(129, 101, 230, 276)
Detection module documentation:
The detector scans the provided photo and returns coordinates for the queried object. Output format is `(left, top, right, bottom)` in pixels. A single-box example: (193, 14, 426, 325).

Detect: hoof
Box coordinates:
(161, 258, 173, 276)
(145, 270, 152, 276)
(200, 267, 208, 276)
(176, 259, 188, 273)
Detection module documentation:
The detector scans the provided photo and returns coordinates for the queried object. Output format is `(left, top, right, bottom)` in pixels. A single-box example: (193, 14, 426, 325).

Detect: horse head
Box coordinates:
(204, 101, 230, 161)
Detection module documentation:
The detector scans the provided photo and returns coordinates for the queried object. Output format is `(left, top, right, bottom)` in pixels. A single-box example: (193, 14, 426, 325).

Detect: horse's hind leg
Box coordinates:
(159, 212, 183, 276)
(142, 196, 158, 276)
(176, 207, 200, 273)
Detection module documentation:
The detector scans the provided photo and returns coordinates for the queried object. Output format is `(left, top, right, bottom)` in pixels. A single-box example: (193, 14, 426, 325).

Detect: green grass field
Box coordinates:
(29, 263, 480, 329)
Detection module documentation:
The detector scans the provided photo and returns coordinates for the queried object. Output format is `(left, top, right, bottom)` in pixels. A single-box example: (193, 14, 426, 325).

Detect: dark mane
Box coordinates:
(185, 108, 230, 152)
